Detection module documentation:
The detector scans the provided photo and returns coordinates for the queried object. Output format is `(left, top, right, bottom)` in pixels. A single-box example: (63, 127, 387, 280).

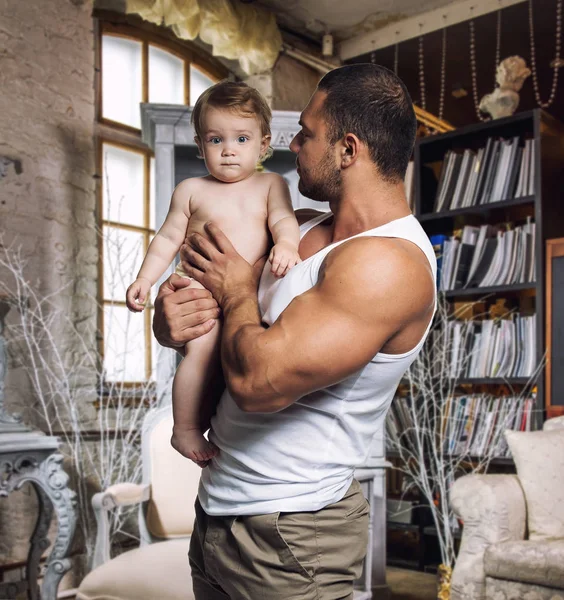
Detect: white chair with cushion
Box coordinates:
(77, 404, 385, 600)
(77, 405, 200, 600)
(450, 415, 564, 600)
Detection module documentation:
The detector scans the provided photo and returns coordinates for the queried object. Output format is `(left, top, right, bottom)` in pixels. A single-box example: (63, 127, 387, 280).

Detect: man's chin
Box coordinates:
(298, 183, 327, 203)
(297, 181, 318, 202)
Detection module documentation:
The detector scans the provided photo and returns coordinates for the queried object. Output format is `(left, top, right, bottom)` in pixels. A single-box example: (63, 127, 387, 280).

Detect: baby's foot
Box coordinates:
(171, 428, 219, 466)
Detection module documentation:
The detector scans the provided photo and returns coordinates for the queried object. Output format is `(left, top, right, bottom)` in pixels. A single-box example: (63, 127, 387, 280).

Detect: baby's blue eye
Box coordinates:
(237, 136, 249, 143)
(210, 137, 221, 144)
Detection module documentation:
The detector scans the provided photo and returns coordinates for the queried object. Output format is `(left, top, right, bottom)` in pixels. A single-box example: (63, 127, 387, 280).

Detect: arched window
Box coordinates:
(96, 18, 227, 388)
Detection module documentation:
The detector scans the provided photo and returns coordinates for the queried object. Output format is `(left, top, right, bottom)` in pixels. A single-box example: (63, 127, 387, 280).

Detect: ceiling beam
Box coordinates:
(339, 0, 526, 61)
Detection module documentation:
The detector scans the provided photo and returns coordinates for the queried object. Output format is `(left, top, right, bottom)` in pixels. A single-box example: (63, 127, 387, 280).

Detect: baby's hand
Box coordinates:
(126, 278, 152, 312)
(269, 242, 301, 278)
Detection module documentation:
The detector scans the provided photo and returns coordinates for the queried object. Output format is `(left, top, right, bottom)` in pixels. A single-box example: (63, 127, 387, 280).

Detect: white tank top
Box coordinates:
(199, 212, 437, 516)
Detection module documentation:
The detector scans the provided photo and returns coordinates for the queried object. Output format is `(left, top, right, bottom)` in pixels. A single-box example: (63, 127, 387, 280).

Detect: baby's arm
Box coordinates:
(266, 174, 301, 278)
(126, 180, 191, 311)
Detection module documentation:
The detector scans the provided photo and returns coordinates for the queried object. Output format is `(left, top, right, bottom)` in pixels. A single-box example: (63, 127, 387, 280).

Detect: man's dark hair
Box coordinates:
(317, 64, 416, 182)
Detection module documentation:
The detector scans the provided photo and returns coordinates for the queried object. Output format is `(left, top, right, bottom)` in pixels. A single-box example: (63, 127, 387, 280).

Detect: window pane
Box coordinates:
(102, 144, 145, 227)
(149, 45, 185, 104)
(103, 226, 145, 301)
(190, 66, 214, 105)
(102, 35, 143, 128)
(150, 157, 156, 231)
(104, 305, 147, 382)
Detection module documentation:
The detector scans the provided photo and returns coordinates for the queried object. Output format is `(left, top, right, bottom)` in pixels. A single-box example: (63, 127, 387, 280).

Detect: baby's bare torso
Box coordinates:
(184, 173, 273, 264)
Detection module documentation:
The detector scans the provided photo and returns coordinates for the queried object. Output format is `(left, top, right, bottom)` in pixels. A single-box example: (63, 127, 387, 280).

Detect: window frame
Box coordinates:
(94, 14, 228, 388)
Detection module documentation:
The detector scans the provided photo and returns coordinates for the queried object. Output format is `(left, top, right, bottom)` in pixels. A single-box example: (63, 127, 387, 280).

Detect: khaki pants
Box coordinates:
(188, 479, 369, 600)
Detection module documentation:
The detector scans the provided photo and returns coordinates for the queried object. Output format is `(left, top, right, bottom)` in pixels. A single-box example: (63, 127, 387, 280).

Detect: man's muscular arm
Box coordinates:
(182, 224, 435, 413)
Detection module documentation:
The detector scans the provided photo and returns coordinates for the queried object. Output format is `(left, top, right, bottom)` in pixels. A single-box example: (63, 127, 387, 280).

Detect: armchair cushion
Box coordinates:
(484, 539, 564, 589)
(505, 428, 564, 540)
(76, 539, 194, 600)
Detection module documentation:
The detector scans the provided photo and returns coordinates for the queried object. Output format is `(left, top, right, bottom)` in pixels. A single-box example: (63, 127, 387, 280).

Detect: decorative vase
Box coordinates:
(437, 563, 452, 600)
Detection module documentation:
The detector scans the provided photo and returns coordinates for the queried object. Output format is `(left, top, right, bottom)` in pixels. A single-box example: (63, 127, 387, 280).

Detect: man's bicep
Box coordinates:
(249, 238, 434, 410)
(260, 283, 391, 405)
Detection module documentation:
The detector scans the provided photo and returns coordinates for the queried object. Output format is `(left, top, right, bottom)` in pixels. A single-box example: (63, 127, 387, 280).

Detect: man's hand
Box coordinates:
(152, 274, 220, 349)
(180, 222, 264, 307)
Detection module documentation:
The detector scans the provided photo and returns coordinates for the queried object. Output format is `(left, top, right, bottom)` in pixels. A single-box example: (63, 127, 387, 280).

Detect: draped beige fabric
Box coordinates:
(126, 0, 283, 75)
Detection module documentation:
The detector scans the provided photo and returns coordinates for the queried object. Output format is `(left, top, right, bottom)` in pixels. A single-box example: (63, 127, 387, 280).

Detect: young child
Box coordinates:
(126, 81, 300, 465)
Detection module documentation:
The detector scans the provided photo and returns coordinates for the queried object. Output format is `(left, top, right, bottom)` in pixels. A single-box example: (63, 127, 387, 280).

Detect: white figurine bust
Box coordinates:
(479, 56, 532, 119)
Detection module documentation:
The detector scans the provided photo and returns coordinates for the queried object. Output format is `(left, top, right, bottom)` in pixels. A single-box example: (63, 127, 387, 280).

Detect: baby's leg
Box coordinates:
(171, 280, 222, 465)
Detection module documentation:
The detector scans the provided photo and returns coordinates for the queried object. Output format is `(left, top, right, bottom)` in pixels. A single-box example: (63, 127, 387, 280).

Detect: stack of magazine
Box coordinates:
(404, 160, 415, 212)
(431, 220, 535, 291)
(428, 314, 537, 380)
(442, 394, 534, 458)
(386, 394, 534, 458)
(432, 137, 536, 212)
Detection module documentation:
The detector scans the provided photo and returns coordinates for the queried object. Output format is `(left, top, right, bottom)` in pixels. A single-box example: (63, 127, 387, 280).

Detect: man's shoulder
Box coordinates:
(330, 235, 427, 267)
(322, 236, 435, 307)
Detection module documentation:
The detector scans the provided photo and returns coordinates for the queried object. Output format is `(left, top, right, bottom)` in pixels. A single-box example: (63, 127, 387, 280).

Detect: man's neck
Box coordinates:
(328, 178, 410, 243)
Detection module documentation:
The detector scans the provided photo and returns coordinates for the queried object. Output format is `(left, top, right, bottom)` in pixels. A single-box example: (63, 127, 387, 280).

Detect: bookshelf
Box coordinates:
(385, 110, 564, 570)
(415, 109, 564, 429)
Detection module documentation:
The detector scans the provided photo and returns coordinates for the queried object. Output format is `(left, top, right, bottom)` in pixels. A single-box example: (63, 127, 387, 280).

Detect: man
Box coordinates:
(153, 64, 436, 599)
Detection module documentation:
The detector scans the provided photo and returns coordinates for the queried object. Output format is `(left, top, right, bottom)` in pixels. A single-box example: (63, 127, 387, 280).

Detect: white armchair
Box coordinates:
(77, 405, 201, 600)
(450, 416, 564, 600)
(77, 404, 387, 600)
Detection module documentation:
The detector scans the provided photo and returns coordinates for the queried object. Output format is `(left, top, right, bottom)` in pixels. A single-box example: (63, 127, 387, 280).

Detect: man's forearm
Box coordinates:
(220, 292, 278, 410)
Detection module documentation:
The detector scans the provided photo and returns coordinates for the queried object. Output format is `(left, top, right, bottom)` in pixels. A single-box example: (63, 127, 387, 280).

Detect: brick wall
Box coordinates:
(0, 0, 97, 571)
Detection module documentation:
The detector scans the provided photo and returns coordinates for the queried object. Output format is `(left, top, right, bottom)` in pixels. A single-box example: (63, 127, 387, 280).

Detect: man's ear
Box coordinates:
(340, 133, 361, 169)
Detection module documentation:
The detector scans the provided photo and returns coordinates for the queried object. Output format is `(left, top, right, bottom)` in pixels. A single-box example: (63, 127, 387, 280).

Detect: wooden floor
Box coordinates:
(387, 566, 438, 600)
(59, 566, 438, 600)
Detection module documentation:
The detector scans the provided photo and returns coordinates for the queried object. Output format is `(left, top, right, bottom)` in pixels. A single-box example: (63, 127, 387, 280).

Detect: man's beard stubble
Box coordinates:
(298, 149, 341, 204)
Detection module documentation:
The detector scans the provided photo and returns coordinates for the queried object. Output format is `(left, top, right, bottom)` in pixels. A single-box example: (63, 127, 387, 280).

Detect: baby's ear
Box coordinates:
(261, 134, 271, 150)
(260, 135, 273, 162)
(194, 136, 204, 159)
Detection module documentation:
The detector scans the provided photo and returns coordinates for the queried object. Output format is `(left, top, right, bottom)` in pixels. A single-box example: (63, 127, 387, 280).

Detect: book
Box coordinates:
(479, 139, 501, 204)
(452, 226, 479, 288)
(430, 234, 448, 289)
(440, 153, 463, 212)
(515, 141, 530, 198)
(489, 138, 513, 203)
(461, 151, 480, 207)
(433, 151, 454, 212)
(500, 137, 521, 200)
(466, 236, 498, 288)
(471, 137, 495, 206)
(450, 149, 475, 210)
(404, 160, 415, 211)
(528, 141, 536, 196)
